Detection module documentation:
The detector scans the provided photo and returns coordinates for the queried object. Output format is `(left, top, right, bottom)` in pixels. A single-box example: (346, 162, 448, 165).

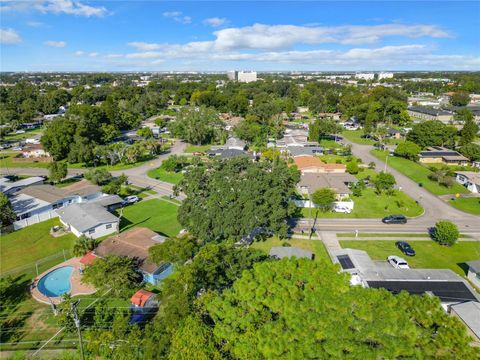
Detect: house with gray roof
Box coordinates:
(449, 301, 480, 343)
(407, 106, 453, 123)
(269, 246, 314, 260)
(466, 260, 480, 288)
(287, 146, 324, 157)
(298, 173, 357, 198)
(224, 137, 246, 151)
(455, 172, 480, 193)
(0, 176, 44, 196)
(56, 203, 119, 239)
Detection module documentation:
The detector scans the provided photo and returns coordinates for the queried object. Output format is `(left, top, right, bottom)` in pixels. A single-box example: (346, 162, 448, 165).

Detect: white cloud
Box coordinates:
(128, 42, 162, 51)
(27, 21, 44, 27)
(203, 17, 227, 27)
(89, 52, 99, 57)
(44, 40, 66, 47)
(0, 28, 22, 44)
(126, 52, 162, 59)
(74, 50, 85, 56)
(105, 53, 123, 58)
(163, 10, 191, 24)
(1, 0, 107, 17)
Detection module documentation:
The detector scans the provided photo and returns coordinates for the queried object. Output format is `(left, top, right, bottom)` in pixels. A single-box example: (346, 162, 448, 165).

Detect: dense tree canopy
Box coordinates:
(199, 259, 479, 359)
(176, 157, 300, 241)
(394, 141, 421, 161)
(406, 120, 457, 149)
(0, 193, 16, 227)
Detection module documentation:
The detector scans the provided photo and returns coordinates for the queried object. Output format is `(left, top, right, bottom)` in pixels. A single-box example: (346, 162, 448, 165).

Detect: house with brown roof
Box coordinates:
(293, 155, 346, 174)
(298, 173, 357, 199)
(89, 227, 172, 285)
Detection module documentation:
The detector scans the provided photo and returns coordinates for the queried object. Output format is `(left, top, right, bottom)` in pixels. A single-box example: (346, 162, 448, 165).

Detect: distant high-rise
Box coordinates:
(355, 73, 375, 80)
(226, 70, 257, 83)
(378, 72, 394, 80)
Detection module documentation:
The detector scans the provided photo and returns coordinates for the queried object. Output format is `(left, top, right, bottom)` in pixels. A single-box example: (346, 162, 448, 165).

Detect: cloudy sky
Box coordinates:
(1, 0, 479, 71)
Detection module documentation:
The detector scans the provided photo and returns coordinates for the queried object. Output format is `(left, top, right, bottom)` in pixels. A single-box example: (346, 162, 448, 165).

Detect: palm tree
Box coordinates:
(72, 235, 97, 257)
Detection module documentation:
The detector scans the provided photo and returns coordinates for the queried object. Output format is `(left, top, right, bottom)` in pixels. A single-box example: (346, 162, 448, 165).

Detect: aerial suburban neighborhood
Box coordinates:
(0, 1, 479, 359)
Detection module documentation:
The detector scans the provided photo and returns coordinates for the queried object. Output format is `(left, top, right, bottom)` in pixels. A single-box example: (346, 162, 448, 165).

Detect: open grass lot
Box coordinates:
(338, 240, 480, 277)
(68, 154, 157, 171)
(251, 236, 330, 261)
(119, 198, 181, 237)
(371, 150, 469, 196)
(184, 144, 212, 153)
(147, 166, 184, 184)
(300, 187, 423, 218)
(0, 151, 51, 168)
(0, 219, 77, 274)
(341, 130, 375, 145)
(3, 128, 43, 141)
(448, 197, 480, 215)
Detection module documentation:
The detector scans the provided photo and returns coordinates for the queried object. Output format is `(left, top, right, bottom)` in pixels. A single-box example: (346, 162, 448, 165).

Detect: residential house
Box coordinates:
(419, 147, 470, 166)
(407, 106, 453, 123)
(0, 176, 44, 196)
(455, 172, 480, 193)
(224, 137, 246, 151)
(207, 148, 250, 159)
(90, 227, 173, 285)
(22, 144, 49, 158)
(56, 203, 119, 239)
(293, 155, 346, 174)
(269, 247, 314, 260)
(297, 173, 357, 199)
(449, 301, 480, 343)
(287, 146, 324, 157)
(130, 290, 158, 313)
(332, 248, 479, 305)
(10, 182, 104, 229)
(387, 128, 402, 139)
(466, 261, 480, 289)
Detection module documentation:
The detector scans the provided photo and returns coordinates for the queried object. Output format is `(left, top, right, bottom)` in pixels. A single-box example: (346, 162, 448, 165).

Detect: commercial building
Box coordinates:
(418, 147, 470, 166)
(378, 72, 394, 80)
(226, 70, 257, 83)
(407, 106, 453, 123)
(355, 73, 375, 81)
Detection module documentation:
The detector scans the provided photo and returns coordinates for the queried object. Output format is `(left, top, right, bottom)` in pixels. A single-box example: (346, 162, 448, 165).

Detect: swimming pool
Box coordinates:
(37, 266, 74, 298)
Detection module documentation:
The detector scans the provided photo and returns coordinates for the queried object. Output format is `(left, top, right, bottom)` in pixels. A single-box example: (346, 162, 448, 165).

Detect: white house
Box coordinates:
(455, 171, 480, 193)
(0, 176, 44, 196)
(56, 203, 119, 239)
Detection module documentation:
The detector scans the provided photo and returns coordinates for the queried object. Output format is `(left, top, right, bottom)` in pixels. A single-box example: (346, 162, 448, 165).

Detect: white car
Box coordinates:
(387, 256, 409, 269)
(122, 195, 140, 205)
(334, 205, 352, 214)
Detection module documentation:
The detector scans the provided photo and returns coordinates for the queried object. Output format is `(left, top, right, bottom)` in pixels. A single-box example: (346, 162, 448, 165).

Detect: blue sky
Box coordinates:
(1, 1, 479, 71)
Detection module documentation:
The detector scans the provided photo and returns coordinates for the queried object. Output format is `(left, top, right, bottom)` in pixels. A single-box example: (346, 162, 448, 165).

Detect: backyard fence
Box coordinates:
(0, 249, 71, 279)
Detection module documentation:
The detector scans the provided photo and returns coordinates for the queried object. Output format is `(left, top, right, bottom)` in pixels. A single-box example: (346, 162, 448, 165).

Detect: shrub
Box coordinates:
(432, 221, 459, 246)
(368, 161, 376, 169)
(85, 169, 113, 185)
(346, 161, 359, 174)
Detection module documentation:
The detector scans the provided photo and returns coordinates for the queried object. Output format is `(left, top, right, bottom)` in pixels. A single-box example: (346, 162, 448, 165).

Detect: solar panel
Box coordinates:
(337, 255, 355, 269)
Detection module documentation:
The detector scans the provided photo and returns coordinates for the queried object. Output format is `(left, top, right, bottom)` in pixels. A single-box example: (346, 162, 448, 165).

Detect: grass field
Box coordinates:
(119, 198, 181, 237)
(448, 197, 480, 215)
(341, 130, 375, 145)
(0, 152, 51, 168)
(147, 166, 184, 184)
(337, 232, 431, 238)
(68, 155, 157, 171)
(3, 128, 43, 141)
(184, 144, 212, 153)
(251, 237, 330, 261)
(371, 150, 469, 195)
(0, 219, 77, 274)
(300, 187, 423, 218)
(338, 240, 480, 276)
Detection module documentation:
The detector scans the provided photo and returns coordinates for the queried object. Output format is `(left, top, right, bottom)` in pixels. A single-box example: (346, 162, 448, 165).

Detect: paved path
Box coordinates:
(317, 231, 341, 255)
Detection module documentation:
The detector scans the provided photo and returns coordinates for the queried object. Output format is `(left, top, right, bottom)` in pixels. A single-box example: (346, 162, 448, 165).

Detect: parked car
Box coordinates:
(122, 195, 140, 205)
(382, 214, 407, 224)
(333, 205, 352, 214)
(395, 241, 416, 256)
(387, 255, 409, 269)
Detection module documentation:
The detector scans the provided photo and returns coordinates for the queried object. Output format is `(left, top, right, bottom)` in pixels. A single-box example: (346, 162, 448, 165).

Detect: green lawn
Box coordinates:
(3, 128, 43, 141)
(251, 236, 330, 262)
(337, 232, 431, 238)
(184, 144, 212, 153)
(339, 240, 480, 277)
(299, 187, 423, 218)
(342, 130, 375, 145)
(371, 150, 469, 196)
(68, 155, 157, 171)
(147, 166, 184, 184)
(448, 197, 480, 215)
(119, 198, 181, 237)
(0, 219, 77, 274)
(0, 152, 51, 168)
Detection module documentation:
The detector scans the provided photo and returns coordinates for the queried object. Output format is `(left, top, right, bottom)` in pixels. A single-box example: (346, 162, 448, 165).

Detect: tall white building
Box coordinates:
(227, 70, 257, 83)
(355, 73, 375, 81)
(378, 72, 394, 80)
(227, 70, 238, 81)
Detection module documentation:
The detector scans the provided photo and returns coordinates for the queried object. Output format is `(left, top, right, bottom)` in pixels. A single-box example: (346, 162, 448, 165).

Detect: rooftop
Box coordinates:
(19, 185, 70, 203)
(456, 172, 480, 184)
(56, 203, 119, 232)
(467, 260, 480, 274)
(0, 176, 44, 194)
(131, 289, 156, 307)
(10, 193, 51, 215)
(450, 301, 480, 339)
(408, 106, 452, 116)
(293, 155, 346, 171)
(298, 172, 357, 194)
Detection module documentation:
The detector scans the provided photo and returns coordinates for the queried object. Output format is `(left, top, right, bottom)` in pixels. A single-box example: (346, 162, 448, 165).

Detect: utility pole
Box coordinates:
(71, 300, 85, 360)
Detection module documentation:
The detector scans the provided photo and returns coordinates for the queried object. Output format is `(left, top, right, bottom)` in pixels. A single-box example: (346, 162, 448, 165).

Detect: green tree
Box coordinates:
(137, 127, 154, 139)
(176, 157, 300, 241)
(406, 120, 457, 148)
(149, 235, 200, 265)
(85, 168, 113, 185)
(308, 118, 342, 142)
(394, 141, 421, 161)
(460, 117, 479, 146)
(41, 117, 76, 160)
(450, 91, 470, 106)
(72, 235, 97, 257)
(373, 171, 396, 194)
(432, 220, 459, 246)
(170, 106, 223, 145)
(346, 160, 359, 174)
(460, 143, 480, 161)
(0, 193, 16, 227)
(48, 161, 67, 183)
(311, 188, 336, 212)
(82, 255, 142, 297)
(204, 259, 478, 359)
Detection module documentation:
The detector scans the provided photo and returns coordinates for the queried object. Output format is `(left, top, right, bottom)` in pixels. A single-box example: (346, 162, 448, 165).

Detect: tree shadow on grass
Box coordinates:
(457, 262, 470, 276)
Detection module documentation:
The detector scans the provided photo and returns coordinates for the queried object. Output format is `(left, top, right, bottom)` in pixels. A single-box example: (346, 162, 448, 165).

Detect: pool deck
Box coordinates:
(31, 257, 96, 305)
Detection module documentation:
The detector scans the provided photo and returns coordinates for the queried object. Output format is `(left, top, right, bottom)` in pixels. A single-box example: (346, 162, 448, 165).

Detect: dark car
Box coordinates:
(396, 241, 416, 256)
(382, 215, 407, 224)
